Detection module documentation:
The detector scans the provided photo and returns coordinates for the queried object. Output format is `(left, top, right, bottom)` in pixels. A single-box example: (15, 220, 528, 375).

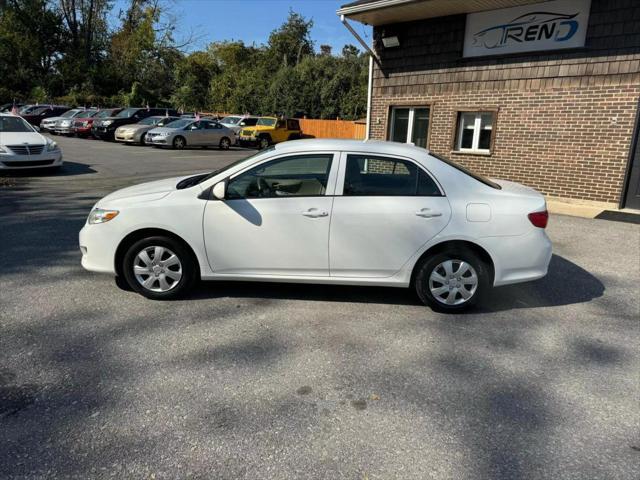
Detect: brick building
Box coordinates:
(338, 0, 640, 209)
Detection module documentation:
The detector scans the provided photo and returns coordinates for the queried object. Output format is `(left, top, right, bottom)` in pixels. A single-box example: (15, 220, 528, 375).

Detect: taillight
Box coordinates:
(528, 210, 549, 228)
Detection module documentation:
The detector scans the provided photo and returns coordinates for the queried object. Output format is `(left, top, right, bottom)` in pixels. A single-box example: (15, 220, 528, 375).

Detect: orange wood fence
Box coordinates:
(298, 118, 366, 140)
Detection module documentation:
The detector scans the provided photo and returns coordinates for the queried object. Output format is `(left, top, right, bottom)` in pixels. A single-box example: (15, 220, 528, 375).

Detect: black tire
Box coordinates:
(413, 248, 490, 312)
(257, 135, 271, 150)
(219, 136, 231, 150)
(121, 236, 198, 300)
(172, 136, 186, 149)
(139, 134, 146, 146)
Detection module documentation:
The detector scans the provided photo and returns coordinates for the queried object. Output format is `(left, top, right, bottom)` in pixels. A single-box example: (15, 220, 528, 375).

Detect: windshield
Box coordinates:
(71, 110, 90, 118)
(61, 110, 79, 118)
(139, 116, 161, 125)
(163, 119, 192, 129)
(220, 116, 241, 125)
(31, 107, 50, 115)
(96, 109, 116, 118)
(177, 147, 276, 189)
(20, 105, 45, 114)
(430, 152, 502, 190)
(83, 110, 99, 118)
(0, 116, 35, 132)
(116, 108, 140, 118)
(257, 117, 276, 127)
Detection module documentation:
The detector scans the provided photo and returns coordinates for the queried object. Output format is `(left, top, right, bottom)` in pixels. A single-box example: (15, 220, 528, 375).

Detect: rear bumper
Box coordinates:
(491, 229, 553, 287)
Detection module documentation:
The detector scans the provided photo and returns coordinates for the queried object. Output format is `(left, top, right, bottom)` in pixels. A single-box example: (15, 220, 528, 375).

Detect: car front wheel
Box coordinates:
(172, 136, 186, 149)
(122, 236, 198, 300)
(414, 248, 489, 312)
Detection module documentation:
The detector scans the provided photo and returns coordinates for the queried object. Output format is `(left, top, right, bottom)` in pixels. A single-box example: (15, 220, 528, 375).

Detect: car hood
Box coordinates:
(98, 175, 197, 205)
(118, 124, 153, 132)
(0, 131, 48, 146)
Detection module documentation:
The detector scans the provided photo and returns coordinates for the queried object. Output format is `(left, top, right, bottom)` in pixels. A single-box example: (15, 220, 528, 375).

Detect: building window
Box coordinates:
(455, 112, 495, 154)
(389, 107, 430, 148)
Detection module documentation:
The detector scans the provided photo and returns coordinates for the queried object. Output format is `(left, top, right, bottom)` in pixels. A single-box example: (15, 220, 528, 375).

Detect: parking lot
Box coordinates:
(1, 135, 639, 479)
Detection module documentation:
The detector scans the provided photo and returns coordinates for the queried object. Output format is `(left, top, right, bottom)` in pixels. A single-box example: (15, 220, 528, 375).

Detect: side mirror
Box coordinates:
(212, 181, 226, 200)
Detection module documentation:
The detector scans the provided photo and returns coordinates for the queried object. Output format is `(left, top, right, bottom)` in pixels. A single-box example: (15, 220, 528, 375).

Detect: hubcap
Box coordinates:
(175, 138, 184, 148)
(133, 246, 182, 292)
(428, 259, 478, 306)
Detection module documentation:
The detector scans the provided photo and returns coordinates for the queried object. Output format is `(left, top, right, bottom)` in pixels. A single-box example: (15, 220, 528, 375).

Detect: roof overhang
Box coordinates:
(337, 0, 549, 26)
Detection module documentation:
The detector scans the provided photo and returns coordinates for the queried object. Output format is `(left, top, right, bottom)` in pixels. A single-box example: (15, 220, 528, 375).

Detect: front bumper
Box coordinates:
(147, 135, 169, 145)
(92, 126, 116, 139)
(74, 126, 92, 136)
(115, 131, 142, 143)
(79, 223, 118, 274)
(0, 150, 63, 169)
(239, 137, 259, 148)
(54, 125, 74, 135)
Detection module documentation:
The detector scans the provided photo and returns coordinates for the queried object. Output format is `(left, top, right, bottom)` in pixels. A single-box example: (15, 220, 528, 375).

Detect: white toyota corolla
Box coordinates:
(80, 139, 551, 311)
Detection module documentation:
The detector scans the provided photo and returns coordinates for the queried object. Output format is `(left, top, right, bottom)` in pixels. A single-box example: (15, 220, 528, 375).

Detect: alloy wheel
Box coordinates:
(133, 246, 183, 292)
(428, 259, 478, 306)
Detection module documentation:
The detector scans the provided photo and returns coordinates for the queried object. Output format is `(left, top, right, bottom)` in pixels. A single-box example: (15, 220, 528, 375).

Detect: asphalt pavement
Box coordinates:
(1, 135, 639, 479)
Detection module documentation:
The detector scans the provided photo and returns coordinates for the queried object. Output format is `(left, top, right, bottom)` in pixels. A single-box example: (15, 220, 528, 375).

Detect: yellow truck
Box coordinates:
(239, 117, 302, 149)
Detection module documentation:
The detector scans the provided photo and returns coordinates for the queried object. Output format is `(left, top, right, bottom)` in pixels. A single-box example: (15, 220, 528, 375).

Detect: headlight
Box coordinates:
(102, 120, 113, 126)
(88, 209, 119, 224)
(46, 141, 58, 151)
(83, 121, 90, 127)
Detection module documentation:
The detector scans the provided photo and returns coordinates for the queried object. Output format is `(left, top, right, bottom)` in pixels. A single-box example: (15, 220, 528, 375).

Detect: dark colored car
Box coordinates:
(22, 105, 71, 127)
(74, 108, 123, 138)
(92, 107, 179, 140)
(0, 103, 25, 112)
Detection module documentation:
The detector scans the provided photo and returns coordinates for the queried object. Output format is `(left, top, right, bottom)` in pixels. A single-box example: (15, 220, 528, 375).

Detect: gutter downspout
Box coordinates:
(340, 15, 379, 141)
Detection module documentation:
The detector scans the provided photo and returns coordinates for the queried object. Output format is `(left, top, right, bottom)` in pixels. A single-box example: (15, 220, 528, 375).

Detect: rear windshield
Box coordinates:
(430, 152, 501, 189)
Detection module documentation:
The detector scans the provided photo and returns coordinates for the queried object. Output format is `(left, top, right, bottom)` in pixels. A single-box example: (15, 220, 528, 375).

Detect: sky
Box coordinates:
(110, 0, 373, 55)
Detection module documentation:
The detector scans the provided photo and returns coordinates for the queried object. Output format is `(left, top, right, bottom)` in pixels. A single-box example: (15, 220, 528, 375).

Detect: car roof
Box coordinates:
(273, 138, 431, 157)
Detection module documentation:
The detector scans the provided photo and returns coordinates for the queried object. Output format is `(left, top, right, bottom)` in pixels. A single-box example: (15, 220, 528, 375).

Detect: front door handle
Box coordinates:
(302, 208, 329, 218)
(415, 208, 442, 218)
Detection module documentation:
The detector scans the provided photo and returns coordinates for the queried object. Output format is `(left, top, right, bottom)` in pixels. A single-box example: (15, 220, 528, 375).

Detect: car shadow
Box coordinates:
(187, 255, 604, 311)
(0, 161, 96, 177)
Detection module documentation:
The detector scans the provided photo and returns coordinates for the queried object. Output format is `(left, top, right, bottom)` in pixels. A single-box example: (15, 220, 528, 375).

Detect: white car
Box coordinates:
(40, 108, 85, 132)
(219, 115, 260, 143)
(0, 113, 62, 170)
(79, 139, 552, 311)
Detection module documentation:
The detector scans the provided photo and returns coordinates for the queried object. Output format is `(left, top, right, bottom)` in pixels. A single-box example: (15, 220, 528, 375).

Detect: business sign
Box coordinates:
(463, 0, 591, 58)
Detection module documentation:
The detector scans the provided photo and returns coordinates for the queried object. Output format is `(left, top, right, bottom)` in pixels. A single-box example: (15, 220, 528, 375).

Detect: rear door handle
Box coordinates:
(415, 208, 442, 218)
(302, 208, 329, 218)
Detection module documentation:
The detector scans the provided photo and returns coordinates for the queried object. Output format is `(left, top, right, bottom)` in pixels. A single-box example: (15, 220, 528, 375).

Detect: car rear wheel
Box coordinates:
(172, 136, 186, 149)
(219, 137, 231, 150)
(413, 248, 489, 312)
(122, 236, 198, 300)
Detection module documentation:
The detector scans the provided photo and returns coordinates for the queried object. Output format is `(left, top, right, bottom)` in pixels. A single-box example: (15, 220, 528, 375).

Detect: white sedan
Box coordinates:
(0, 113, 62, 170)
(79, 139, 552, 311)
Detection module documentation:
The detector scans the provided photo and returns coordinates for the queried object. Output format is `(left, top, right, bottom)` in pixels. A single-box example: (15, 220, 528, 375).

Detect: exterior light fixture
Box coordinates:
(382, 36, 400, 48)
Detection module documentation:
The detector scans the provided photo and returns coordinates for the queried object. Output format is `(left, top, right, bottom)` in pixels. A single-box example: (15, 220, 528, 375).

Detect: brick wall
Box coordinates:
(369, 0, 640, 203)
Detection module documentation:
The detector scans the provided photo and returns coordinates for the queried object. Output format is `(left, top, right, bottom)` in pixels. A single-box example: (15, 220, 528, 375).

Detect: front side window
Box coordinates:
(390, 107, 430, 148)
(227, 154, 333, 199)
(344, 155, 441, 196)
(455, 112, 495, 153)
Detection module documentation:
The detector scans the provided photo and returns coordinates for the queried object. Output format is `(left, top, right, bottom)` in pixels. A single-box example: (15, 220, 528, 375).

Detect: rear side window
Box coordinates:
(344, 154, 441, 196)
(287, 119, 300, 130)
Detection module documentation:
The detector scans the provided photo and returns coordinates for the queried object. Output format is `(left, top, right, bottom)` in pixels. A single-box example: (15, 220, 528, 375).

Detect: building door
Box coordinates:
(389, 107, 430, 148)
(624, 101, 640, 210)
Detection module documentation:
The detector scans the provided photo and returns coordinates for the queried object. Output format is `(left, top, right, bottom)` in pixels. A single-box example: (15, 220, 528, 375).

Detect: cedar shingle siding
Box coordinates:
(369, 0, 640, 203)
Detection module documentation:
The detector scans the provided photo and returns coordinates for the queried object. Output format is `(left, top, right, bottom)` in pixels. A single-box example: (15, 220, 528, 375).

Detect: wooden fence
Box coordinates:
(298, 118, 366, 140)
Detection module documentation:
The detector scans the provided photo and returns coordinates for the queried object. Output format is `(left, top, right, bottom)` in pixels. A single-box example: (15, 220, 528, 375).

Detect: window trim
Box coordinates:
(388, 105, 432, 149)
(225, 152, 339, 200)
(336, 151, 444, 197)
(451, 109, 498, 156)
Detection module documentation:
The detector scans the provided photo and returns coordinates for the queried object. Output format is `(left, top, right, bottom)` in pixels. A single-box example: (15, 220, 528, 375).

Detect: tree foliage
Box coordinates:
(0, 4, 367, 119)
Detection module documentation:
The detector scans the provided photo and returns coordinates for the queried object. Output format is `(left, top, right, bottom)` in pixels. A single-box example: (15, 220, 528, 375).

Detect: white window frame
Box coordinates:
(455, 111, 494, 154)
(389, 106, 430, 147)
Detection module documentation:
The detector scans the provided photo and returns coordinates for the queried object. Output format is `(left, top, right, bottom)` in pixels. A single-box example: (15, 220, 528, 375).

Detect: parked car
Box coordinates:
(79, 139, 552, 310)
(40, 108, 86, 132)
(239, 117, 301, 149)
(0, 103, 25, 112)
(0, 113, 62, 170)
(73, 108, 123, 138)
(54, 109, 99, 135)
(146, 118, 234, 150)
(114, 115, 180, 145)
(92, 107, 179, 141)
(19, 104, 50, 115)
(219, 115, 259, 143)
(22, 105, 70, 127)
